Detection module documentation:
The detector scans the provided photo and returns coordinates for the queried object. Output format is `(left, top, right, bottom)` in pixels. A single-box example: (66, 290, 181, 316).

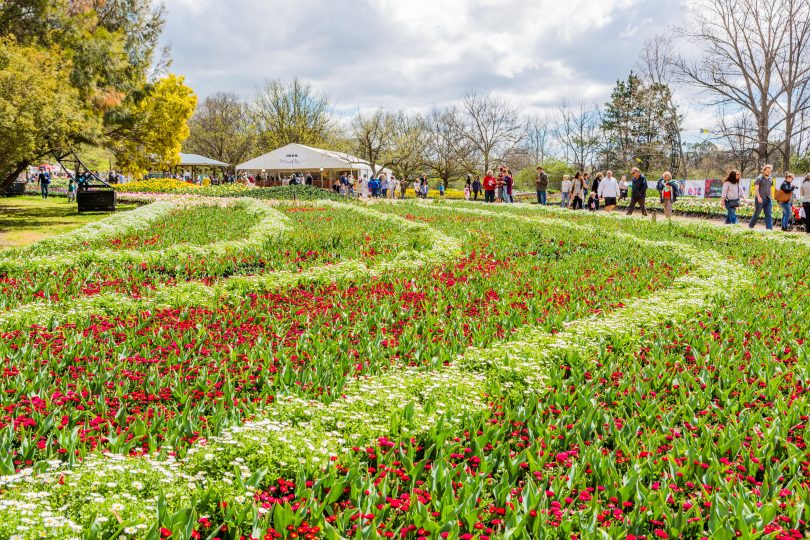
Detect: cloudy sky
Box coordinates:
(159, 0, 709, 134)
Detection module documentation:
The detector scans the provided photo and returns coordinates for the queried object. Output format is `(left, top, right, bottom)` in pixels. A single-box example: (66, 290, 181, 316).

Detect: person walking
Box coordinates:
(535, 166, 548, 205)
(776, 173, 797, 231)
(657, 172, 678, 218)
(420, 175, 429, 199)
(721, 170, 743, 225)
(38, 167, 51, 199)
(598, 170, 620, 212)
(582, 172, 591, 201)
(67, 177, 76, 203)
(483, 170, 496, 203)
(626, 167, 648, 216)
(438, 179, 445, 197)
(569, 172, 586, 210)
(464, 175, 472, 200)
(472, 176, 482, 201)
(801, 174, 810, 234)
(560, 175, 572, 208)
(749, 164, 775, 230)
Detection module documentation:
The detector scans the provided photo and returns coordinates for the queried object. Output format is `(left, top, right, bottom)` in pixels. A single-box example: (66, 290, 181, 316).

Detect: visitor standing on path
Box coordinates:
(776, 173, 797, 231)
(472, 176, 482, 201)
(802, 174, 810, 234)
(749, 164, 775, 230)
(67, 177, 76, 203)
(38, 168, 50, 199)
(483, 171, 496, 203)
(504, 169, 514, 203)
(582, 172, 591, 201)
(535, 166, 548, 205)
(626, 167, 648, 216)
(598, 170, 619, 212)
(389, 175, 399, 199)
(560, 175, 572, 208)
(619, 175, 629, 200)
(721, 170, 743, 225)
(464, 175, 472, 201)
(569, 172, 585, 210)
(589, 172, 603, 211)
(657, 172, 678, 218)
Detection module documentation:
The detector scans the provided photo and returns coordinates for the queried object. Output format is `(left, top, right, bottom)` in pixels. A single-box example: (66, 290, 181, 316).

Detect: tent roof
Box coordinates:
(178, 153, 230, 167)
(236, 143, 381, 172)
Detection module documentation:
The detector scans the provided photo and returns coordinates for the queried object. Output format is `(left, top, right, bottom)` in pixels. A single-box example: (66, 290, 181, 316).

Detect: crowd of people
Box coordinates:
(722, 164, 810, 232)
(538, 167, 678, 218)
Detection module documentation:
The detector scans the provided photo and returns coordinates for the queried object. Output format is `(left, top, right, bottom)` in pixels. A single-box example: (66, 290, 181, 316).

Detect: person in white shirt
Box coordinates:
(598, 170, 620, 212)
(560, 175, 572, 208)
(389, 176, 399, 199)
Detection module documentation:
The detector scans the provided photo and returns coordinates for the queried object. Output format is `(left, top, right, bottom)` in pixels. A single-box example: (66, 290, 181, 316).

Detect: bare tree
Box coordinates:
(675, 0, 810, 168)
(351, 109, 398, 176)
(425, 106, 475, 186)
(252, 78, 335, 152)
(775, 0, 810, 171)
(554, 100, 602, 171)
(525, 114, 554, 164)
(456, 90, 526, 172)
(717, 110, 759, 175)
(184, 92, 254, 172)
(637, 36, 687, 177)
(388, 113, 428, 184)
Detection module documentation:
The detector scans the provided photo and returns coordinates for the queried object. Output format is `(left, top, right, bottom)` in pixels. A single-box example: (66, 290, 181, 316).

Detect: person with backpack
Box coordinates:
(721, 170, 744, 225)
(569, 172, 586, 210)
(657, 172, 679, 218)
(38, 167, 51, 199)
(626, 167, 648, 216)
(749, 164, 775, 230)
(776, 172, 797, 231)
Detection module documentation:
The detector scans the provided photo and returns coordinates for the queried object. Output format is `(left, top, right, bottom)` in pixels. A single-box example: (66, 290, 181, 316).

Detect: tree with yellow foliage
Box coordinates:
(112, 74, 197, 176)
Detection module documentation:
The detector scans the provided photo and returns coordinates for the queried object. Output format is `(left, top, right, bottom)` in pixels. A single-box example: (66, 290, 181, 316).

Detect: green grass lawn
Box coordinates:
(0, 196, 137, 249)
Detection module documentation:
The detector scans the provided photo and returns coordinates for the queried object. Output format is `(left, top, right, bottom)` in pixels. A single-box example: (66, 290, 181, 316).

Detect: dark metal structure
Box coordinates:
(54, 150, 117, 212)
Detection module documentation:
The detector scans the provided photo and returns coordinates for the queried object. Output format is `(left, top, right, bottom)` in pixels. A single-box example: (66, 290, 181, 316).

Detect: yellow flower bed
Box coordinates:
(113, 178, 201, 193)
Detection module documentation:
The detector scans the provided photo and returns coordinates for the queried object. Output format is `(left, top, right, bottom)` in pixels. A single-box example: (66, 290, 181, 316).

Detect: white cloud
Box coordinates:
(160, 0, 688, 116)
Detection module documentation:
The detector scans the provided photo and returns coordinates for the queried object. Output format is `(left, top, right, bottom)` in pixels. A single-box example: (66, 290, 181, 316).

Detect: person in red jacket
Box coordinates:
(483, 170, 496, 203)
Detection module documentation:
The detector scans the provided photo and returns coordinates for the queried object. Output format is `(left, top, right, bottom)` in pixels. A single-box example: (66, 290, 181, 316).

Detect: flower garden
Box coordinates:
(0, 195, 808, 540)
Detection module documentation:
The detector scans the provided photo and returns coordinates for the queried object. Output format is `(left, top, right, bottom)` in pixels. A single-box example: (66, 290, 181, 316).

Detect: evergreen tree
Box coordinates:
(601, 73, 682, 174)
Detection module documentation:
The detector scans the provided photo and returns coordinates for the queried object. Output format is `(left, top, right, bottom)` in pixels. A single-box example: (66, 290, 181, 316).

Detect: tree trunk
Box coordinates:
(783, 117, 794, 173)
(757, 111, 770, 167)
(1, 162, 29, 194)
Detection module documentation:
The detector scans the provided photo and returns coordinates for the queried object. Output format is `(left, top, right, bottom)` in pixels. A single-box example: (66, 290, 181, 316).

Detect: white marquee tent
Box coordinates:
(236, 143, 391, 183)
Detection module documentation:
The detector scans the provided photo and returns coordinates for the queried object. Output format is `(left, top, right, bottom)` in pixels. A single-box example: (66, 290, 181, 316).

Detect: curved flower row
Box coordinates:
(0, 199, 289, 274)
(0, 201, 461, 328)
(0, 201, 749, 540)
